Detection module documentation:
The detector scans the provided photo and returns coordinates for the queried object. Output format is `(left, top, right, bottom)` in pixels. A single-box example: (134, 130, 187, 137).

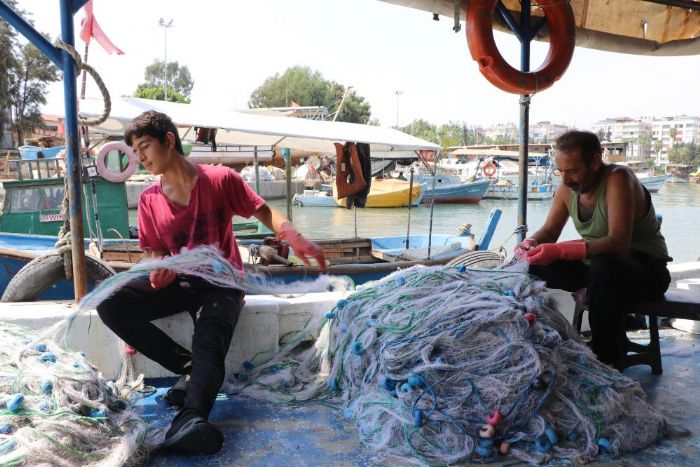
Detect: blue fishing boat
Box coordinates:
(415, 175, 491, 204)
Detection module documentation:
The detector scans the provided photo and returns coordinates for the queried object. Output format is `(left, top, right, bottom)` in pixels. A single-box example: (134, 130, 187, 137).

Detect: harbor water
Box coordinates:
(128, 182, 700, 263)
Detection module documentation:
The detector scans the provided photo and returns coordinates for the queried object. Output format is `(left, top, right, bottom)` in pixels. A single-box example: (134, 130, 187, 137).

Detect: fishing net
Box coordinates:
(229, 263, 687, 465)
(0, 245, 349, 465)
(0, 323, 146, 466)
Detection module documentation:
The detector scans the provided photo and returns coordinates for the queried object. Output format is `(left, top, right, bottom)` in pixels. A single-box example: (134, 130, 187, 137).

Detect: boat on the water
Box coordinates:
(0, 208, 503, 299)
(414, 175, 492, 204)
(333, 178, 424, 208)
(440, 148, 558, 200)
(635, 173, 668, 193)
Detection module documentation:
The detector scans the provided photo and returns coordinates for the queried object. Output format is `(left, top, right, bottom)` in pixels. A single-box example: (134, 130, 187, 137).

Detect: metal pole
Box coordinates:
(405, 166, 414, 249)
(164, 25, 167, 101)
(427, 153, 438, 259)
(516, 0, 532, 243)
(60, 0, 88, 301)
(79, 42, 88, 99)
(394, 90, 402, 127)
(283, 147, 292, 221)
(253, 146, 260, 194)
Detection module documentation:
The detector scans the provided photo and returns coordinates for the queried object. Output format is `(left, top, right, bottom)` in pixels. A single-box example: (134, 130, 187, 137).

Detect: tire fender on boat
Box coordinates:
(465, 0, 575, 95)
(1, 253, 115, 302)
(95, 142, 138, 183)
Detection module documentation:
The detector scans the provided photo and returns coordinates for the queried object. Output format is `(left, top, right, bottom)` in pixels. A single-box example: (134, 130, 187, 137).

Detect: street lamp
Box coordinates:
(394, 90, 402, 128)
(158, 18, 174, 101)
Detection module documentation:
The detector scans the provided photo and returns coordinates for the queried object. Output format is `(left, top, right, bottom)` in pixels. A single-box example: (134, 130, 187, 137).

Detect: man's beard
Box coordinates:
(565, 181, 591, 194)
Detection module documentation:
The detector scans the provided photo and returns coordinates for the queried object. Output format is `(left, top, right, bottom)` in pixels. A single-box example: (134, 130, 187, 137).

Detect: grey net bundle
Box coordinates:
(0, 322, 146, 466)
(230, 263, 687, 465)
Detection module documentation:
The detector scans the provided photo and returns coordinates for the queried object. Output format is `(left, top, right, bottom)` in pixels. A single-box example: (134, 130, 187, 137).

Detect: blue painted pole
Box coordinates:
(476, 209, 502, 251)
(59, 0, 87, 300)
(0, 1, 61, 66)
(0, 0, 90, 300)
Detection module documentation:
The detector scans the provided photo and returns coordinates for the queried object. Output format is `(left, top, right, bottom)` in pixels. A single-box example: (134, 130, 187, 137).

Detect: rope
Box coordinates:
(52, 40, 113, 278)
(55, 175, 72, 280)
(54, 39, 111, 127)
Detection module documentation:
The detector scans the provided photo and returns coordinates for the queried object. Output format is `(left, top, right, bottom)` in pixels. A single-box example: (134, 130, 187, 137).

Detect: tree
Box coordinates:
(437, 121, 475, 147)
(134, 85, 189, 103)
(133, 59, 193, 102)
(8, 42, 59, 145)
(638, 131, 652, 159)
(668, 143, 699, 167)
(248, 66, 371, 124)
(0, 0, 20, 145)
(400, 119, 438, 144)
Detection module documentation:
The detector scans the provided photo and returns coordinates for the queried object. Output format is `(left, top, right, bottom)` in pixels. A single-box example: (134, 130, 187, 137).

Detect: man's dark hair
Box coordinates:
(555, 130, 602, 165)
(125, 110, 183, 154)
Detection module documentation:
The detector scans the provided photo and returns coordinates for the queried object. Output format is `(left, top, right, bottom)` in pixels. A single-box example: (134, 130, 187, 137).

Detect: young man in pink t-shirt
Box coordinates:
(96, 110, 325, 455)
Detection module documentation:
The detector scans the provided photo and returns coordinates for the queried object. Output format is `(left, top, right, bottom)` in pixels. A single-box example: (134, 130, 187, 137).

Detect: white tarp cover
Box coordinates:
(381, 0, 700, 56)
(76, 96, 441, 153)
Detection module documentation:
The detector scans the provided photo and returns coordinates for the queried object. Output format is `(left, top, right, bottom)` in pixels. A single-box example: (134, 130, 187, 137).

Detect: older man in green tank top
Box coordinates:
(515, 130, 671, 368)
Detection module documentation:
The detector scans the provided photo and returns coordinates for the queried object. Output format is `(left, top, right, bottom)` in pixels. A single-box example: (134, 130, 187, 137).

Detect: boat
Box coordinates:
(17, 145, 64, 160)
(635, 172, 668, 193)
(292, 189, 337, 207)
(333, 178, 424, 208)
(0, 208, 503, 298)
(414, 175, 492, 204)
(439, 148, 558, 200)
(665, 164, 693, 184)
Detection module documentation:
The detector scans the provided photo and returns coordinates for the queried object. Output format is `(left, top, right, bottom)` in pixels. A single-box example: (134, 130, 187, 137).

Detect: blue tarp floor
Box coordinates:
(138, 328, 700, 466)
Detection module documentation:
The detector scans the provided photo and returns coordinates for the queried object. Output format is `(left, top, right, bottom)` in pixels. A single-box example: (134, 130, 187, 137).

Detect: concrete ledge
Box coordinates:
(0, 291, 348, 380)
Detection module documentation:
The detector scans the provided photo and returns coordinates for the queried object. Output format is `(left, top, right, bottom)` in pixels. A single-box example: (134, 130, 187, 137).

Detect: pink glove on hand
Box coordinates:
(514, 238, 538, 259)
(277, 222, 327, 271)
(150, 268, 177, 290)
(525, 239, 587, 265)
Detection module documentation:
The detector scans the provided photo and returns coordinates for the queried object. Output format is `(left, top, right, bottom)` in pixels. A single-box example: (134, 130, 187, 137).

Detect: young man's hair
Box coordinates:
(555, 130, 602, 166)
(125, 110, 184, 154)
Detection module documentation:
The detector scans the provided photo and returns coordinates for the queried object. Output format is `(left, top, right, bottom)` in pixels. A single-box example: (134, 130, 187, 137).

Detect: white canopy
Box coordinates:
(75, 96, 441, 153)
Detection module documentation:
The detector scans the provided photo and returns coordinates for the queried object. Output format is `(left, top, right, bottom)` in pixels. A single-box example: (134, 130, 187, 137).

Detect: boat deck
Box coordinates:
(141, 327, 700, 466)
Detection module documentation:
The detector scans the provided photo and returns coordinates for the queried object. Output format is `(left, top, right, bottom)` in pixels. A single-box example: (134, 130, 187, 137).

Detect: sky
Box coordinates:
(11, 0, 700, 130)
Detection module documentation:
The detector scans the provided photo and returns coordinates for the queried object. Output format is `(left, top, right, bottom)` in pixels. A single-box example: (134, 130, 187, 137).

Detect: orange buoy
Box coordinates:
(482, 161, 498, 178)
(465, 0, 575, 95)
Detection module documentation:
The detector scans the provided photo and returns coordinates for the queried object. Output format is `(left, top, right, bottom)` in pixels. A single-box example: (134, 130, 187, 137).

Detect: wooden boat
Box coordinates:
(0, 209, 503, 299)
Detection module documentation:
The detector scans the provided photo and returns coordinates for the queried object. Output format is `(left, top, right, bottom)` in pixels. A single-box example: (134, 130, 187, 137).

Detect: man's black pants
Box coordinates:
(97, 276, 243, 419)
(529, 252, 670, 365)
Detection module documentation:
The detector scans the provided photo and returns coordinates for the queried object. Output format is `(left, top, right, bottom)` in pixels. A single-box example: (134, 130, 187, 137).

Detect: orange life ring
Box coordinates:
(465, 0, 575, 95)
(482, 161, 498, 178)
(96, 142, 138, 183)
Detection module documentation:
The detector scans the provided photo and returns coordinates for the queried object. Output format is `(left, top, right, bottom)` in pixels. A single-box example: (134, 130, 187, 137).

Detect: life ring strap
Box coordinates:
(465, 0, 576, 95)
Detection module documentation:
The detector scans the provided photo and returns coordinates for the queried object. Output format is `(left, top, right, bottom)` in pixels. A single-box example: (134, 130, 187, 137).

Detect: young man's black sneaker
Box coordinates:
(163, 374, 189, 407)
(163, 410, 223, 455)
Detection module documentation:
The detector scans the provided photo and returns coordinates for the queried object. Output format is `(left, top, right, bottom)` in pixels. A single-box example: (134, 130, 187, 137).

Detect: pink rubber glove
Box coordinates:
(150, 268, 177, 290)
(277, 222, 327, 271)
(514, 238, 538, 259)
(525, 239, 587, 265)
